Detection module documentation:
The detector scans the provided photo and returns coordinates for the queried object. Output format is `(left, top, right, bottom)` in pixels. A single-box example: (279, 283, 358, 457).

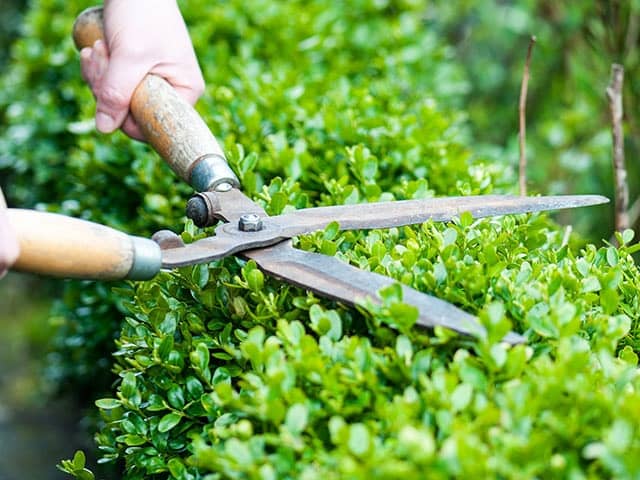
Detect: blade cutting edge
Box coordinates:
(242, 240, 525, 345)
(270, 194, 609, 236)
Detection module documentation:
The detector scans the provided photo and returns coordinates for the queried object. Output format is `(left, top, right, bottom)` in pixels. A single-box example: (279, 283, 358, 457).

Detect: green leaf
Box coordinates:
(328, 416, 347, 445)
(323, 221, 340, 241)
(442, 227, 457, 247)
(398, 426, 435, 461)
(450, 383, 473, 411)
(193, 264, 210, 289)
(622, 229, 635, 245)
(396, 335, 413, 364)
(158, 335, 174, 361)
(379, 283, 402, 304)
(120, 434, 147, 446)
(190, 343, 210, 372)
(581, 276, 601, 293)
(619, 345, 638, 366)
(121, 372, 137, 399)
(459, 211, 474, 227)
(270, 192, 289, 214)
(76, 471, 94, 480)
(601, 288, 620, 315)
(95, 398, 121, 410)
(247, 268, 265, 292)
(309, 305, 343, 341)
(167, 385, 186, 409)
(348, 423, 371, 457)
(158, 412, 182, 433)
(226, 438, 253, 465)
(285, 403, 309, 434)
(186, 376, 204, 400)
(530, 314, 559, 339)
(167, 458, 188, 478)
(72, 450, 86, 470)
(490, 344, 507, 369)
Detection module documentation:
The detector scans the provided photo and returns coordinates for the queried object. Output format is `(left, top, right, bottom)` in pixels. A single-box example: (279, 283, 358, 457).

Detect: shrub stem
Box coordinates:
(518, 36, 536, 196)
(606, 63, 628, 233)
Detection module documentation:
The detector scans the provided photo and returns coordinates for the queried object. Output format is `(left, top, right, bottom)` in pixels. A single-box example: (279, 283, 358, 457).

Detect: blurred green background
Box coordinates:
(0, 0, 637, 478)
(0, 1, 106, 478)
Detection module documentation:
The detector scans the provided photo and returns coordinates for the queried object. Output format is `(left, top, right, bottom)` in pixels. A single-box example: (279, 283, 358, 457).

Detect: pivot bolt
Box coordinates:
(238, 213, 263, 232)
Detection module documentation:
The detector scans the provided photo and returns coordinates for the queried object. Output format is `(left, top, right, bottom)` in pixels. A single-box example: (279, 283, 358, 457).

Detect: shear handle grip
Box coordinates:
(72, 6, 239, 192)
(7, 209, 161, 281)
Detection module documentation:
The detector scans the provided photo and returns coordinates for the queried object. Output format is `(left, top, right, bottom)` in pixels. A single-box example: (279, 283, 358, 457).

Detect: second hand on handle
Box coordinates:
(72, 6, 239, 193)
(8, 209, 161, 281)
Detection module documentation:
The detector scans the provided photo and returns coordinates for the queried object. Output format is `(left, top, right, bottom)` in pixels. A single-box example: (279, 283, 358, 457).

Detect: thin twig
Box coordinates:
(605, 63, 628, 233)
(518, 36, 536, 196)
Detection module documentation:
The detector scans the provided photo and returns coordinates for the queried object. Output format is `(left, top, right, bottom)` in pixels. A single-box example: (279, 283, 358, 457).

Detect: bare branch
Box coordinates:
(606, 63, 629, 233)
(518, 36, 536, 196)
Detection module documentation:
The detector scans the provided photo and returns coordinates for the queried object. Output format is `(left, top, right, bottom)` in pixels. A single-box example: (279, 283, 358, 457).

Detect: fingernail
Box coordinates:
(95, 112, 116, 132)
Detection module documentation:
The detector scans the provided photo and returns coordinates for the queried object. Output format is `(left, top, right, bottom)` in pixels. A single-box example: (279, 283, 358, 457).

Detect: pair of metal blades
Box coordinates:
(155, 188, 608, 345)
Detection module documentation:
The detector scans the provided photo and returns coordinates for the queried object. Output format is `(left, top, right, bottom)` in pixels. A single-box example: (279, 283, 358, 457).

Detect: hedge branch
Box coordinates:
(518, 36, 536, 196)
(605, 63, 628, 232)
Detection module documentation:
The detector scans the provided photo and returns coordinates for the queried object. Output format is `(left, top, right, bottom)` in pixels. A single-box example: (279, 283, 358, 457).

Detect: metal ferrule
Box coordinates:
(126, 237, 163, 280)
(189, 154, 240, 192)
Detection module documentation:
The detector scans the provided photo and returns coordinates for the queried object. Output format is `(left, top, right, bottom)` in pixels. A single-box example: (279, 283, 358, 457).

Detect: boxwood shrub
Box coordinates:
(2, 0, 640, 478)
(0, 0, 476, 396)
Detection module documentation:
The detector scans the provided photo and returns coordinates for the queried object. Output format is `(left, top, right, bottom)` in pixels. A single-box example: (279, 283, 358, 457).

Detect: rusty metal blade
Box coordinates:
(242, 241, 525, 345)
(161, 194, 608, 268)
(270, 194, 609, 236)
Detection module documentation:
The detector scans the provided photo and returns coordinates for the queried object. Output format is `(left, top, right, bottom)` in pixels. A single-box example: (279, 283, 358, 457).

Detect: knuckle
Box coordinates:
(98, 85, 129, 110)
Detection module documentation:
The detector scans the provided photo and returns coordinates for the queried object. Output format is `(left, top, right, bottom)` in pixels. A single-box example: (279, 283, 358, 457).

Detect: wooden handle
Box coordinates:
(7, 209, 161, 280)
(72, 6, 239, 192)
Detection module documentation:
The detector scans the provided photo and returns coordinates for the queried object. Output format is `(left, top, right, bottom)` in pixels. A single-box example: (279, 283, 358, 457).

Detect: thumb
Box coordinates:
(95, 52, 149, 133)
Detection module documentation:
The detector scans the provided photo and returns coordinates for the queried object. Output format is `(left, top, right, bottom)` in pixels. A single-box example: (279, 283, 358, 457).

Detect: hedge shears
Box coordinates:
(6, 7, 608, 344)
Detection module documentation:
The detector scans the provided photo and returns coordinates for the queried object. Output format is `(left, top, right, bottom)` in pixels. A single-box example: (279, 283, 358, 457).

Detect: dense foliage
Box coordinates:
(1, 0, 639, 478)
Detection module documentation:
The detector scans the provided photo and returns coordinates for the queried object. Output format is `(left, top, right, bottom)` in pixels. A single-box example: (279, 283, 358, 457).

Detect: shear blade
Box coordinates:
(243, 240, 525, 345)
(271, 194, 609, 236)
(160, 194, 608, 268)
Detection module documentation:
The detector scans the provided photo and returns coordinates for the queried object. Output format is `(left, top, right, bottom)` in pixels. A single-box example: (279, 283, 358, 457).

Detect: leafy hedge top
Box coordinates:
(2, 1, 640, 479)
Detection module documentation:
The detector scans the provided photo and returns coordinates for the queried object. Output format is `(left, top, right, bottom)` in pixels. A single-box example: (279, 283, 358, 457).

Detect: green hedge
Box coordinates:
(0, 0, 478, 397)
(2, 0, 640, 479)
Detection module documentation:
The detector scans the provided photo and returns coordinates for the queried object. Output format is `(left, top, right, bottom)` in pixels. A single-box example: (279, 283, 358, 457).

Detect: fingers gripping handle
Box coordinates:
(72, 6, 240, 192)
(8, 209, 161, 281)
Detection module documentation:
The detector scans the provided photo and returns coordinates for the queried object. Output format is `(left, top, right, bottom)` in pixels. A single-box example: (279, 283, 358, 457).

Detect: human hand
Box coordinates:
(0, 189, 20, 279)
(79, 0, 205, 140)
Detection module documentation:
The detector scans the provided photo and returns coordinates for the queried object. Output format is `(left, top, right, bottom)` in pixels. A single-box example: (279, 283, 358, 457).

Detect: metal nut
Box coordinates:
(238, 213, 263, 232)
